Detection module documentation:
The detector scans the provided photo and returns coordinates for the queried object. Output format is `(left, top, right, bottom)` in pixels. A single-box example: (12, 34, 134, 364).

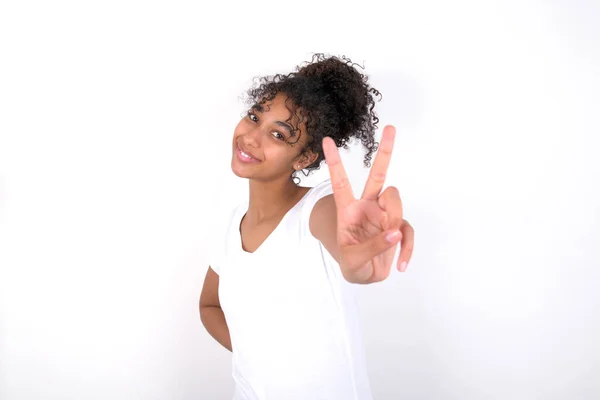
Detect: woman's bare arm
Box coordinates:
(199, 267, 232, 352)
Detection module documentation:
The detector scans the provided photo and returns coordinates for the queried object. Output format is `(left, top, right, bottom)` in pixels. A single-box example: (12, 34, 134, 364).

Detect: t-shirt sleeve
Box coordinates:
(206, 205, 240, 275)
(207, 240, 222, 275)
(300, 178, 334, 236)
(206, 218, 224, 275)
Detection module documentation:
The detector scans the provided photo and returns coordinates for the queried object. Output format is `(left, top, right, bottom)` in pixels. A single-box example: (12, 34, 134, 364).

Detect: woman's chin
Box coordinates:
(231, 159, 249, 178)
(232, 169, 246, 178)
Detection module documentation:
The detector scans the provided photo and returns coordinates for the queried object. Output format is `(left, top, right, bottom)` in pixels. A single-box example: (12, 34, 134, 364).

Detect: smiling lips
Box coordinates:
(236, 145, 261, 163)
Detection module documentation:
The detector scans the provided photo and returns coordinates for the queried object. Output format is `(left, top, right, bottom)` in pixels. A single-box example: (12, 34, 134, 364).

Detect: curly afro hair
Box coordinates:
(243, 53, 382, 184)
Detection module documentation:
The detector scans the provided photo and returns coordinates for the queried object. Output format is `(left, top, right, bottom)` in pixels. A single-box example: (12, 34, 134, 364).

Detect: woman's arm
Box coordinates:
(309, 194, 341, 262)
(309, 130, 415, 284)
(199, 267, 232, 352)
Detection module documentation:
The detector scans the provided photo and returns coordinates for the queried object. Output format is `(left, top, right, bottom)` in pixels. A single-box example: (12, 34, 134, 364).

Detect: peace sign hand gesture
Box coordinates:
(322, 125, 414, 284)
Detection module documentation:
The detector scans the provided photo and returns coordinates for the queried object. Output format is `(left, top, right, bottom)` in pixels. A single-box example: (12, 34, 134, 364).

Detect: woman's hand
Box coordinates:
(322, 125, 414, 284)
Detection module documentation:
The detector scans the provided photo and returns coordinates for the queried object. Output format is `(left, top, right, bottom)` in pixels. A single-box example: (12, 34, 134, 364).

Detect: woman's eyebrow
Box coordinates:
(275, 120, 296, 137)
(251, 103, 297, 137)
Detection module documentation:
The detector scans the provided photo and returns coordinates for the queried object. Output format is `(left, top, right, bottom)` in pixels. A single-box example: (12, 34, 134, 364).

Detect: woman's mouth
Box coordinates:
(236, 146, 261, 163)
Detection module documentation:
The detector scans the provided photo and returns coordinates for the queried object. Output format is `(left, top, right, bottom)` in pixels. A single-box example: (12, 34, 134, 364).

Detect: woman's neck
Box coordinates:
(246, 177, 309, 223)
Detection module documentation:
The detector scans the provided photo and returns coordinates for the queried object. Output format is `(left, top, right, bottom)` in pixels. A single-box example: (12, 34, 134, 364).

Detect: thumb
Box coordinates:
(344, 229, 402, 268)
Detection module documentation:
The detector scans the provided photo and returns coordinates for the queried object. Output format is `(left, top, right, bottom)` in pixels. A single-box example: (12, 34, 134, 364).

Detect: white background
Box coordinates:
(1, 0, 599, 399)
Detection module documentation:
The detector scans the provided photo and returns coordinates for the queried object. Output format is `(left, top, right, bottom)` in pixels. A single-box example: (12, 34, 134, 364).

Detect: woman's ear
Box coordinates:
(297, 149, 319, 169)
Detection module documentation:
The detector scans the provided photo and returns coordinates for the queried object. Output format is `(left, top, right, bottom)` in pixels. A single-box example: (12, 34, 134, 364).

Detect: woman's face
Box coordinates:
(231, 93, 316, 182)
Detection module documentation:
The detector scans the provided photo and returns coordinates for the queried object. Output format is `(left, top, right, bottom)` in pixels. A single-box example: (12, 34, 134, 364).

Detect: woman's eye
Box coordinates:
(272, 131, 285, 141)
(248, 112, 258, 122)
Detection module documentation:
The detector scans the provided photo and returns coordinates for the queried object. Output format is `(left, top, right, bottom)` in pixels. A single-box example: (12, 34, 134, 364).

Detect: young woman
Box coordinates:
(200, 54, 415, 400)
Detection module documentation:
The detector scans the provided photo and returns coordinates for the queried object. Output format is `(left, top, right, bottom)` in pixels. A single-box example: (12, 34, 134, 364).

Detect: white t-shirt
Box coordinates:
(209, 179, 373, 400)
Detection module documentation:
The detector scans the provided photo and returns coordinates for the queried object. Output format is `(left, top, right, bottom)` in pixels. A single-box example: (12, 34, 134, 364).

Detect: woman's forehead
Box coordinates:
(254, 93, 295, 116)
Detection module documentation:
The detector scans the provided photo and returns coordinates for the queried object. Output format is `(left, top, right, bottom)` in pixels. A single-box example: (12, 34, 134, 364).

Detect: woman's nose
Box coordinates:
(243, 126, 262, 147)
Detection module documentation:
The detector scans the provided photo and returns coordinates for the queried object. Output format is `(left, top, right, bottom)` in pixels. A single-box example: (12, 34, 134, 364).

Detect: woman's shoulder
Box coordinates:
(208, 200, 247, 234)
(305, 178, 333, 202)
(298, 178, 334, 219)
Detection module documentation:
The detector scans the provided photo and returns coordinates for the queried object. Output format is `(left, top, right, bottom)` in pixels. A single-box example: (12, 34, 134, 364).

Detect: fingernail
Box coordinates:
(399, 261, 408, 272)
(385, 230, 401, 243)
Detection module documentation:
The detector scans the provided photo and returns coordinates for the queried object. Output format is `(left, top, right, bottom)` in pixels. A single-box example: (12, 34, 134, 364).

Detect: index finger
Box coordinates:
(362, 125, 396, 200)
(322, 136, 355, 209)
